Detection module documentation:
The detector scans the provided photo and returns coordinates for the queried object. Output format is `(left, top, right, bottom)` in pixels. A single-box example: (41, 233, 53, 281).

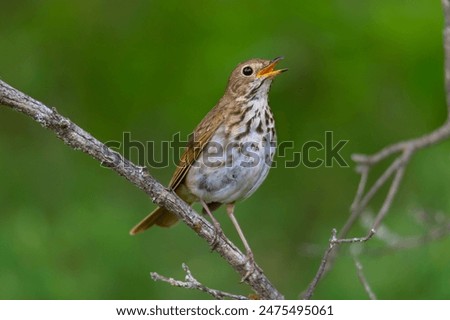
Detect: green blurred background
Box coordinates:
(1, 0, 449, 299)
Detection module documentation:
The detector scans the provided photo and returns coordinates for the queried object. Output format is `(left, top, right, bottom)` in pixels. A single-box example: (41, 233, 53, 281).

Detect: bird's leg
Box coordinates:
(226, 203, 261, 282)
(200, 200, 224, 250)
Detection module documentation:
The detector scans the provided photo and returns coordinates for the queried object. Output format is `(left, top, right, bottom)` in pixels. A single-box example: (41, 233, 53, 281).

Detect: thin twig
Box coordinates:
(358, 157, 404, 213)
(362, 210, 450, 254)
(353, 257, 377, 300)
(352, 123, 450, 166)
(304, 216, 450, 258)
(350, 166, 369, 212)
(302, 227, 378, 300)
(338, 156, 404, 240)
(302, 229, 337, 300)
(151, 263, 248, 300)
(333, 229, 376, 244)
(372, 152, 411, 230)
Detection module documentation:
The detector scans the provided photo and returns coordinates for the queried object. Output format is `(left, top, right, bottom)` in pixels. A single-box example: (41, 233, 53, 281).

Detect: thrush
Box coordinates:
(130, 57, 287, 278)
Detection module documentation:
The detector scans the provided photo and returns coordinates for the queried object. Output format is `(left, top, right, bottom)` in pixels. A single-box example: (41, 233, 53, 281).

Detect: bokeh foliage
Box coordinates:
(0, 0, 449, 299)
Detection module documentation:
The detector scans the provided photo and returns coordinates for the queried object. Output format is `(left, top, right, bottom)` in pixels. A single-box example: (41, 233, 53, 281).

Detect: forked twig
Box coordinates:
(303, 1, 450, 296)
(151, 263, 248, 300)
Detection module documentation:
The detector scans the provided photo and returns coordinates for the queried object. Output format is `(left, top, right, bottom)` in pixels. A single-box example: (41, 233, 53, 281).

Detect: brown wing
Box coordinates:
(130, 104, 226, 235)
(168, 103, 226, 190)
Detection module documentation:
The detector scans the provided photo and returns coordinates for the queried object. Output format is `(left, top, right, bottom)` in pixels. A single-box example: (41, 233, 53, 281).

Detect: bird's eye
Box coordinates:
(242, 66, 253, 76)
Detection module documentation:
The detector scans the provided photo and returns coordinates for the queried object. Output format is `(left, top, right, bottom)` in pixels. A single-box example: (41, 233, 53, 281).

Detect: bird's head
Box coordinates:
(225, 57, 287, 100)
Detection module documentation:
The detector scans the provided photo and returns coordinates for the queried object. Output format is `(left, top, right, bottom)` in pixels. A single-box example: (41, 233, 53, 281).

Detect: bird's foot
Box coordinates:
(240, 250, 262, 282)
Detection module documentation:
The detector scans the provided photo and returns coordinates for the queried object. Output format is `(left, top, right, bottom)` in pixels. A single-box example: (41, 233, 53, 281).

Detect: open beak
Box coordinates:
(256, 56, 288, 78)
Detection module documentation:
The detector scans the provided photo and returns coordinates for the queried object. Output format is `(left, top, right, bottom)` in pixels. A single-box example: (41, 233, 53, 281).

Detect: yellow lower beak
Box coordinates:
(257, 57, 288, 78)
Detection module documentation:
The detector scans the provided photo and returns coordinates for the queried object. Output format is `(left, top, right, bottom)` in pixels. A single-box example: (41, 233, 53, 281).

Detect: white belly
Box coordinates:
(185, 117, 276, 204)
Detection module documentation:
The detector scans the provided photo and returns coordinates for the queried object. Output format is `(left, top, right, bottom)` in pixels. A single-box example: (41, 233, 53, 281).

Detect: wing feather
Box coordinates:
(168, 103, 226, 190)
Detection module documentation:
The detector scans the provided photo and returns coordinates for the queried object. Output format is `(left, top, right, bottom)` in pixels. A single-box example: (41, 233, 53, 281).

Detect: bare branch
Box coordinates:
(339, 155, 405, 240)
(352, 124, 450, 166)
(333, 229, 376, 244)
(350, 166, 369, 212)
(371, 152, 410, 230)
(0, 80, 283, 300)
(361, 211, 450, 254)
(302, 218, 450, 258)
(151, 264, 248, 300)
(305, 127, 450, 299)
(301, 229, 337, 300)
(353, 257, 377, 300)
(302, 227, 376, 300)
(356, 156, 405, 215)
(303, 1, 450, 296)
(307, 138, 440, 298)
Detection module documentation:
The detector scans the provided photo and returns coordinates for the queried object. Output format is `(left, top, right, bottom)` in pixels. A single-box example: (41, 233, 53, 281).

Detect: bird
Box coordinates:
(130, 57, 287, 277)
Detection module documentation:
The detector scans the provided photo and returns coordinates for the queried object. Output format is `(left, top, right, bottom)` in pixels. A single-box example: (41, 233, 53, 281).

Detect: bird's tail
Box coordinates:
(129, 206, 180, 235)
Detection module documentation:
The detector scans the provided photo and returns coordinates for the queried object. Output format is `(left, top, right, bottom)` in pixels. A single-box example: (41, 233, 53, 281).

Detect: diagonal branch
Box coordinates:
(0, 80, 283, 300)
